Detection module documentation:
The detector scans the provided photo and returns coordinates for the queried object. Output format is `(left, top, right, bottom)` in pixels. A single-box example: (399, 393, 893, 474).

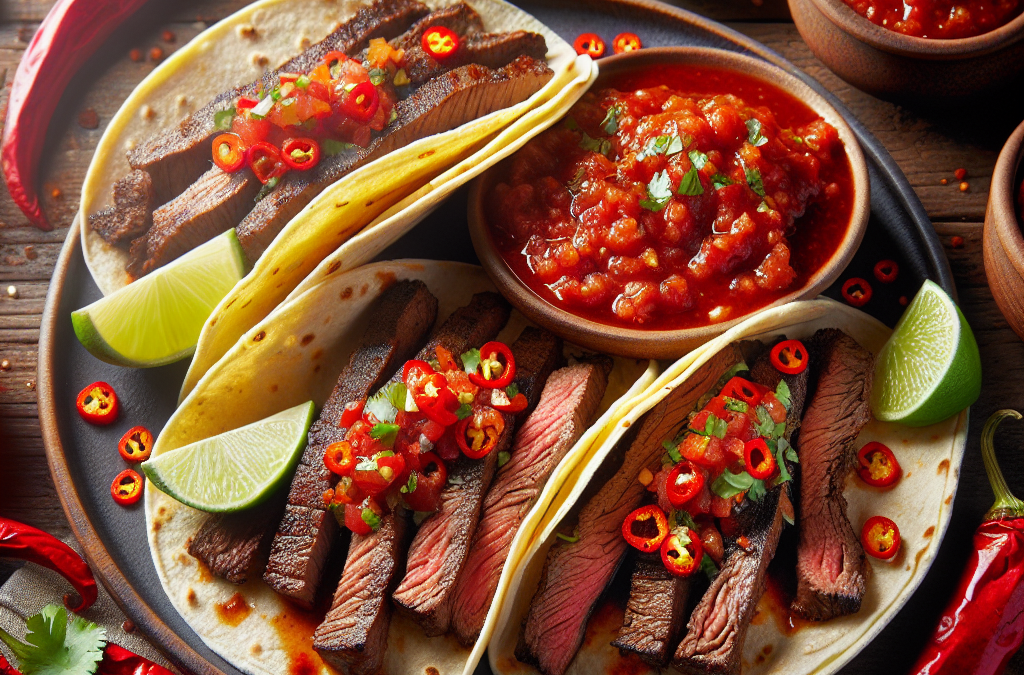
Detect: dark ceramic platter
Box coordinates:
(39, 1, 955, 674)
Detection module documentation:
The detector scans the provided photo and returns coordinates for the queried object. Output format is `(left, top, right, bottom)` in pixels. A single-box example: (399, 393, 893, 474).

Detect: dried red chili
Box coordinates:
(720, 376, 768, 406)
(861, 515, 900, 560)
(573, 33, 606, 58)
(666, 461, 704, 508)
(211, 133, 245, 172)
(661, 527, 703, 577)
(457, 407, 505, 459)
(247, 141, 288, 184)
(770, 339, 808, 375)
(281, 137, 321, 170)
(118, 425, 153, 462)
(0, 518, 97, 611)
(841, 277, 872, 307)
(421, 25, 460, 59)
(856, 441, 901, 488)
(111, 469, 143, 506)
(612, 32, 642, 53)
(469, 341, 516, 388)
(873, 259, 899, 283)
(622, 505, 669, 553)
(909, 410, 1024, 675)
(76, 381, 119, 425)
(324, 441, 356, 476)
(744, 438, 776, 480)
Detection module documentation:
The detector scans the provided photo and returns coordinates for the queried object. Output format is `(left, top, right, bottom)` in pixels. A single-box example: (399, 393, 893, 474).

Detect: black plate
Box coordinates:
(39, 1, 953, 674)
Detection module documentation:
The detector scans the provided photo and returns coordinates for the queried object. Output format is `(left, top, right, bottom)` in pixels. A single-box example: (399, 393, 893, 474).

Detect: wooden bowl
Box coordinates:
(467, 47, 870, 359)
(983, 120, 1024, 340)
(789, 0, 1024, 102)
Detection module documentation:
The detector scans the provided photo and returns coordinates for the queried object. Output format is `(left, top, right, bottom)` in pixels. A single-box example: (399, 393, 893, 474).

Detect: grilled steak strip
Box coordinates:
(403, 30, 548, 85)
(392, 327, 560, 637)
(516, 347, 744, 675)
(672, 346, 810, 675)
(390, 1, 483, 53)
(612, 553, 692, 666)
(260, 279, 438, 607)
(234, 53, 552, 262)
(88, 170, 155, 248)
(187, 497, 284, 584)
(313, 512, 409, 675)
(792, 328, 873, 621)
(451, 357, 610, 646)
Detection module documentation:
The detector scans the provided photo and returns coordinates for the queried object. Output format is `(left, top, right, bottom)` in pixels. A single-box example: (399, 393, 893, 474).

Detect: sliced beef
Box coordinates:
(126, 0, 429, 205)
(516, 346, 744, 675)
(612, 553, 692, 666)
(187, 498, 283, 584)
(235, 54, 552, 262)
(312, 512, 409, 675)
(261, 279, 438, 608)
(403, 30, 549, 85)
(672, 344, 810, 675)
(88, 171, 155, 248)
(450, 358, 610, 646)
(392, 327, 561, 637)
(792, 328, 873, 621)
(390, 1, 483, 53)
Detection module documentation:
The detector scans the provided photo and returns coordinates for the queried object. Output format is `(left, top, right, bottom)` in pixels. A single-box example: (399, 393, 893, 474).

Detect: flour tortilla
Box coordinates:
(489, 297, 968, 675)
(146, 259, 657, 675)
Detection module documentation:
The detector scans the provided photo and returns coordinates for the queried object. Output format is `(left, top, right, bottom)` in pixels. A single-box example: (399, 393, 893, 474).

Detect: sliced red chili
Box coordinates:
(246, 141, 288, 184)
(873, 259, 899, 283)
(404, 359, 459, 426)
(118, 426, 153, 462)
(279, 72, 300, 85)
(402, 452, 447, 512)
(612, 32, 642, 54)
(340, 399, 365, 429)
(457, 407, 505, 459)
(720, 376, 768, 407)
(236, 96, 259, 110)
(490, 388, 528, 413)
(469, 341, 516, 388)
(435, 345, 459, 372)
(111, 469, 143, 506)
(573, 32, 606, 58)
(770, 339, 808, 375)
(862, 515, 901, 560)
(281, 137, 321, 171)
(322, 50, 348, 78)
(324, 441, 357, 476)
(211, 133, 245, 173)
(323, 475, 362, 509)
(421, 25, 460, 59)
(744, 438, 776, 480)
(842, 277, 873, 307)
(622, 504, 669, 553)
(340, 81, 379, 124)
(661, 527, 704, 577)
(76, 381, 119, 425)
(352, 452, 406, 495)
(857, 441, 902, 488)
(666, 461, 704, 508)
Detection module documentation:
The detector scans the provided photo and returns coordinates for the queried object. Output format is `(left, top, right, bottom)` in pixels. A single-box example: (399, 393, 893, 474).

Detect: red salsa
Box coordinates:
(843, 0, 1022, 38)
(487, 66, 854, 330)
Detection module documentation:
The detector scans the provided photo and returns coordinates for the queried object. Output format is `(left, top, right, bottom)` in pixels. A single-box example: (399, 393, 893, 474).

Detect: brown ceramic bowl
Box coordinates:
(790, 0, 1024, 101)
(467, 47, 870, 359)
(983, 120, 1024, 340)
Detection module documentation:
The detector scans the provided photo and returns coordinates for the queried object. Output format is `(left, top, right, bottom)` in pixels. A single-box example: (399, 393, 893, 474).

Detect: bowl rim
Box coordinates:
(468, 46, 871, 357)
(988, 119, 1024, 268)
(804, 0, 1024, 58)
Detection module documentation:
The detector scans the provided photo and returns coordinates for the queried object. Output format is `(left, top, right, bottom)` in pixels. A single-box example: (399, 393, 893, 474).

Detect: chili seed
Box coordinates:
(26, 380, 35, 390)
(959, 181, 969, 192)
(77, 107, 99, 129)
(129, 48, 143, 62)
(149, 46, 164, 62)
(51, 187, 61, 199)
(954, 168, 967, 180)
(1, 359, 11, 371)
(7, 285, 18, 298)
(940, 178, 948, 185)
(24, 245, 37, 260)
(162, 29, 176, 42)
(951, 235, 965, 249)
(122, 619, 136, 633)
(899, 296, 909, 306)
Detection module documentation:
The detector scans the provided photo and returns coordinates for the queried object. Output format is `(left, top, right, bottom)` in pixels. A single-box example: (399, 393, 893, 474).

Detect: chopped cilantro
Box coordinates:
(254, 176, 280, 203)
(637, 134, 687, 160)
(455, 402, 473, 420)
(723, 397, 748, 413)
(745, 166, 766, 197)
(369, 423, 400, 446)
(677, 166, 704, 196)
(601, 105, 620, 134)
(401, 472, 418, 494)
(754, 406, 776, 438)
(662, 439, 682, 464)
(711, 173, 734, 190)
(688, 149, 708, 170)
(295, 74, 310, 89)
(673, 509, 699, 531)
(322, 139, 355, 156)
(214, 107, 236, 131)
(711, 468, 754, 499)
(0, 605, 105, 675)
(640, 170, 673, 212)
(579, 132, 612, 156)
(461, 348, 481, 375)
(775, 380, 792, 408)
(361, 507, 382, 530)
(506, 383, 520, 399)
(365, 382, 407, 423)
(747, 478, 767, 502)
(705, 413, 728, 439)
(498, 451, 511, 467)
(746, 118, 769, 147)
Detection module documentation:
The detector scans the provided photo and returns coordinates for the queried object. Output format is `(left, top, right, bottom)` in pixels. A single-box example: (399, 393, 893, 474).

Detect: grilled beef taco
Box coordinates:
(145, 259, 655, 675)
(489, 298, 967, 675)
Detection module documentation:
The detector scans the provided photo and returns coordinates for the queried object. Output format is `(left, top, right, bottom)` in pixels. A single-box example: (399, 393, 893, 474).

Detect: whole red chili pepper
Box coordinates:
(1, 642, 174, 675)
(909, 409, 1024, 675)
(0, 518, 97, 612)
(2, 0, 149, 229)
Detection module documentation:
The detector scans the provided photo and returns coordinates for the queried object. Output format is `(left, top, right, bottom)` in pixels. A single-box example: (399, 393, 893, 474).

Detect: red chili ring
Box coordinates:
(842, 277, 873, 307)
(744, 438, 777, 480)
(861, 515, 901, 560)
(573, 32, 606, 58)
(612, 32, 642, 54)
(857, 441, 902, 488)
(118, 426, 154, 463)
(770, 339, 808, 375)
(111, 469, 143, 506)
(873, 260, 899, 283)
(469, 341, 516, 389)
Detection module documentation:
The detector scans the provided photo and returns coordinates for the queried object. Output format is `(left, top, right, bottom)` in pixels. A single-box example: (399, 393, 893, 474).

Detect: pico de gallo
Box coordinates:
(621, 355, 799, 578)
(487, 66, 854, 330)
(321, 341, 525, 535)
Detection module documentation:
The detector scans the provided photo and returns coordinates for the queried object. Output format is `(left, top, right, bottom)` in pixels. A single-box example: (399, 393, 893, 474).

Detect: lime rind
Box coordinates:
(73, 230, 246, 368)
(142, 401, 314, 512)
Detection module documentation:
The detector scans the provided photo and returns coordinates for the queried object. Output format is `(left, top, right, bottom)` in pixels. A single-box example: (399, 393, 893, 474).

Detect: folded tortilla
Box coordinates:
(489, 298, 968, 675)
(146, 259, 656, 675)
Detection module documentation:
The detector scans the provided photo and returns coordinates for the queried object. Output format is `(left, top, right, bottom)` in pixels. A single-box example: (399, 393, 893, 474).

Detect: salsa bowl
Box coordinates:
(983, 119, 1024, 339)
(468, 47, 870, 359)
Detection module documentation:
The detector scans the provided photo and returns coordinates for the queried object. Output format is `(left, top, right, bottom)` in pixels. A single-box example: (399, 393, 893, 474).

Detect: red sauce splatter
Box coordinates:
(761, 575, 812, 636)
(271, 604, 338, 675)
(215, 593, 251, 627)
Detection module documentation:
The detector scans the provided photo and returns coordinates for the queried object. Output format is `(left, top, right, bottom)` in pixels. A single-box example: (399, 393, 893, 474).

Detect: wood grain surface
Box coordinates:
(2, 0, 1024, 671)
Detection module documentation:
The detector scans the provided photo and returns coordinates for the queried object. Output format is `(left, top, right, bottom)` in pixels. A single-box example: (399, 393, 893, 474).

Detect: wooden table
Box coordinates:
(2, 0, 1024, 672)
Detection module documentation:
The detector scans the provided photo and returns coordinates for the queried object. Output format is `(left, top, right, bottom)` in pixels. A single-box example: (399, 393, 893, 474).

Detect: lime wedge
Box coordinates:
(73, 230, 245, 367)
(870, 280, 981, 427)
(142, 401, 314, 512)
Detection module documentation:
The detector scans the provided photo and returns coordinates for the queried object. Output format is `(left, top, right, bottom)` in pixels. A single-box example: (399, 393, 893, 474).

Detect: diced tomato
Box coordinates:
(232, 114, 271, 147)
(689, 411, 711, 434)
(725, 412, 755, 441)
(683, 478, 712, 517)
(352, 452, 406, 496)
(761, 391, 787, 424)
(724, 436, 745, 459)
(435, 425, 461, 462)
(344, 502, 372, 535)
(703, 396, 730, 420)
(679, 433, 725, 467)
(710, 494, 735, 518)
(402, 453, 447, 512)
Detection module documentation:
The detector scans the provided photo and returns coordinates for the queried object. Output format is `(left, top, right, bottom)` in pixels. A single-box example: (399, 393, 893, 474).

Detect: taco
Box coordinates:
(488, 298, 967, 675)
(146, 259, 656, 675)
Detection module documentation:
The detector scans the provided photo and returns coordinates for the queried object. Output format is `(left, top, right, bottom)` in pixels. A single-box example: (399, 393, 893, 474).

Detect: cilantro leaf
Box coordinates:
(0, 605, 105, 675)
(361, 507, 382, 530)
(566, 167, 586, 194)
(498, 451, 511, 467)
(369, 423, 400, 446)
(688, 150, 708, 170)
(745, 167, 766, 197)
(461, 348, 481, 375)
(723, 397, 748, 413)
(637, 134, 688, 161)
(754, 406, 776, 438)
(673, 509, 699, 532)
(704, 413, 727, 439)
(711, 468, 754, 499)
(401, 471, 418, 494)
(747, 478, 768, 502)
(677, 166, 704, 196)
(214, 107, 236, 131)
(775, 380, 792, 409)
(365, 382, 407, 423)
(746, 118, 768, 147)
(700, 553, 720, 581)
(506, 383, 520, 399)
(455, 402, 473, 420)
(640, 170, 673, 212)
(579, 132, 612, 156)
(711, 173, 734, 190)
(662, 439, 682, 464)
(775, 421, 786, 438)
(601, 105, 620, 134)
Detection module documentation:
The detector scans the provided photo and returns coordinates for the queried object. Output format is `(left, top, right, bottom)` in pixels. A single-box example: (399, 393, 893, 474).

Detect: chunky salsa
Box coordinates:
(843, 0, 1022, 38)
(486, 66, 854, 330)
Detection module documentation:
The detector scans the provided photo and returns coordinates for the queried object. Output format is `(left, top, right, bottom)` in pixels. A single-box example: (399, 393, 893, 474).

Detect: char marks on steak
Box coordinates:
(261, 279, 438, 608)
(88, 171, 155, 248)
(672, 345, 810, 675)
(792, 328, 873, 621)
(392, 327, 559, 637)
(313, 512, 409, 675)
(516, 347, 744, 675)
(450, 357, 610, 646)
(188, 497, 284, 584)
(612, 553, 692, 666)
(234, 53, 553, 261)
